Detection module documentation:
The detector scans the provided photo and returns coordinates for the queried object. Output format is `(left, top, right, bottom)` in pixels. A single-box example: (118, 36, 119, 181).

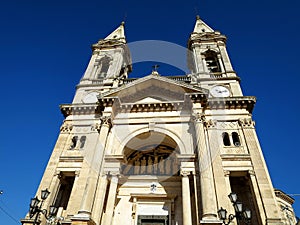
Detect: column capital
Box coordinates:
(100, 116, 112, 128)
(248, 170, 256, 176)
(181, 170, 191, 177)
(60, 123, 73, 133)
(223, 170, 230, 177)
(238, 118, 255, 128)
(192, 112, 205, 123)
(91, 123, 101, 132)
(75, 170, 80, 177)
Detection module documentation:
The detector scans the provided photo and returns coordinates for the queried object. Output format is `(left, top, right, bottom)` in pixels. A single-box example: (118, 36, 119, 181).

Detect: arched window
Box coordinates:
(222, 132, 231, 146)
(232, 132, 241, 147)
(204, 50, 221, 73)
(70, 136, 78, 149)
(97, 56, 111, 79)
(80, 136, 86, 148)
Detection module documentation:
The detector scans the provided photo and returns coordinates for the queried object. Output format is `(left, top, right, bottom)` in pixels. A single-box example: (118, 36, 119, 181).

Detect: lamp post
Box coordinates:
(28, 188, 59, 225)
(218, 192, 252, 225)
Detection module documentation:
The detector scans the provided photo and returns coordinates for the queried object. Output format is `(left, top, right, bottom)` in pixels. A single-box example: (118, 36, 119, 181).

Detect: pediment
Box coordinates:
(135, 97, 165, 104)
(101, 74, 207, 104)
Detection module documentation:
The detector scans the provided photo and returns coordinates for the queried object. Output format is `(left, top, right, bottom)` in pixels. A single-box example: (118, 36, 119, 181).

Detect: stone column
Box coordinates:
(181, 170, 192, 225)
(201, 55, 208, 73)
(193, 114, 218, 222)
(217, 54, 225, 74)
(78, 117, 111, 216)
(103, 174, 119, 225)
(92, 174, 108, 224)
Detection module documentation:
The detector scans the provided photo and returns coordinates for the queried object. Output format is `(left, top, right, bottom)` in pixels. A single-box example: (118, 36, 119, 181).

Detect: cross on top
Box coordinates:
(152, 64, 160, 72)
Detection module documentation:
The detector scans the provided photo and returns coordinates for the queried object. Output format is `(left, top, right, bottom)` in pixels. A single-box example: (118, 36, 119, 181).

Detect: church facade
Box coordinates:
(21, 17, 297, 225)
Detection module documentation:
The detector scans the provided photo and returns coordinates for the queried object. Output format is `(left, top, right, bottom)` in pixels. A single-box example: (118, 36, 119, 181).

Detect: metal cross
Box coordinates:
(152, 64, 160, 72)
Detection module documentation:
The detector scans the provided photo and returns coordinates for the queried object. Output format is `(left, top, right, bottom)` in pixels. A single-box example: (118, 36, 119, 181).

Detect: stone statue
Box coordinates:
(158, 156, 165, 175)
(134, 159, 140, 174)
(153, 156, 159, 174)
(165, 157, 171, 175)
(140, 157, 146, 174)
(147, 157, 153, 174)
(172, 157, 178, 175)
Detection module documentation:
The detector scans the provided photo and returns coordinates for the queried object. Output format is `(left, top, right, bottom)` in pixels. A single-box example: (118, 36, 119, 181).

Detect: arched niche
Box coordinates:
(121, 132, 180, 176)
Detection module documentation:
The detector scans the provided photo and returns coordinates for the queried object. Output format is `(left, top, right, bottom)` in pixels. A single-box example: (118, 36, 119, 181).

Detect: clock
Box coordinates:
(210, 86, 230, 97)
(82, 92, 99, 103)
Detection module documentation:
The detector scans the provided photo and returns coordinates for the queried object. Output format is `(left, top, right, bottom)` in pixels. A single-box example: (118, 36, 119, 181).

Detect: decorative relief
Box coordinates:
(221, 147, 246, 155)
(239, 118, 255, 128)
(218, 121, 239, 129)
(91, 123, 101, 132)
(205, 119, 217, 128)
(122, 145, 179, 176)
(192, 113, 216, 128)
(60, 123, 73, 133)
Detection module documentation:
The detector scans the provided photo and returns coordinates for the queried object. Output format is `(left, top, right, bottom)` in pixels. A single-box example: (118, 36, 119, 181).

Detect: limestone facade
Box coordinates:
(21, 17, 297, 225)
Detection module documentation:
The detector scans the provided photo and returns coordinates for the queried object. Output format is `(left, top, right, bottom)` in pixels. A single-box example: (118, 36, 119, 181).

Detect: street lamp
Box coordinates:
(218, 192, 252, 225)
(28, 188, 58, 225)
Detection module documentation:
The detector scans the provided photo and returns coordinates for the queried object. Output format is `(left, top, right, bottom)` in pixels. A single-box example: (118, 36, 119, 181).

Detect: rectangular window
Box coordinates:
(53, 173, 75, 210)
(229, 175, 261, 225)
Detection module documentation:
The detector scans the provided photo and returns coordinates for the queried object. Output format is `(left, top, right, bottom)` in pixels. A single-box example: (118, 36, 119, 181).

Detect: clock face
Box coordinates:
(82, 92, 99, 103)
(210, 86, 230, 97)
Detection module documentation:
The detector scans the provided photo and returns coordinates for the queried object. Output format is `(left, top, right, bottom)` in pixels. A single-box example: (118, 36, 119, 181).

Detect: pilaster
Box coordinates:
(239, 118, 283, 224)
(77, 116, 112, 219)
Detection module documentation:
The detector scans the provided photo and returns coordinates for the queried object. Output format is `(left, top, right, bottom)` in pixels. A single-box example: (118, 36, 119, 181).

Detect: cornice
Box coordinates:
(274, 189, 295, 204)
(205, 96, 256, 112)
(92, 39, 126, 50)
(60, 103, 100, 117)
(188, 33, 227, 49)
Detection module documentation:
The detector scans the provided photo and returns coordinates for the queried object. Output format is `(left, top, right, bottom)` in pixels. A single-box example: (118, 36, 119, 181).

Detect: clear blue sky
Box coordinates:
(0, 0, 299, 224)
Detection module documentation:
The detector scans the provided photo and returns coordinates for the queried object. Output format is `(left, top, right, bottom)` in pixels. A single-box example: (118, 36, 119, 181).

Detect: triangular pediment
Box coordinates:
(193, 16, 214, 33)
(135, 97, 165, 104)
(104, 22, 126, 42)
(101, 74, 207, 104)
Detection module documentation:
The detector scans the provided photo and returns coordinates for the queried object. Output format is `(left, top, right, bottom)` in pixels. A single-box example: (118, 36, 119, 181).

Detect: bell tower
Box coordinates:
(188, 16, 243, 97)
(73, 22, 132, 104)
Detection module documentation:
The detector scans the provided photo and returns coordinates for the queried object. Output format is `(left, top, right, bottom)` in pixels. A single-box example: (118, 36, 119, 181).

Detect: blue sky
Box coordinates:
(0, 0, 300, 224)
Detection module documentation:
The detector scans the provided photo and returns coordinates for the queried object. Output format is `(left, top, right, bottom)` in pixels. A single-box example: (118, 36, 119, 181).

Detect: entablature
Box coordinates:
(60, 103, 99, 117)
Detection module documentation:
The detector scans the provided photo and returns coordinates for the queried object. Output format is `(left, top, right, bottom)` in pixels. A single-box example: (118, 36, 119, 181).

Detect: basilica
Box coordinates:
(21, 17, 297, 225)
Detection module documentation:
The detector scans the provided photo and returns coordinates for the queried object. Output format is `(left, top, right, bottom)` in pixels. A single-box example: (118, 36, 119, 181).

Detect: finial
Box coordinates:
(121, 21, 125, 26)
(196, 15, 200, 20)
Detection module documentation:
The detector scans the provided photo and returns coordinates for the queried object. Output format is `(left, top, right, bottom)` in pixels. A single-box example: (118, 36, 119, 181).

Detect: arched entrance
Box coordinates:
(114, 132, 184, 225)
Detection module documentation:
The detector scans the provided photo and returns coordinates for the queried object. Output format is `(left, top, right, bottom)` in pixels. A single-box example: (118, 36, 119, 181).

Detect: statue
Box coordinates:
(165, 157, 171, 175)
(140, 157, 147, 174)
(153, 156, 159, 174)
(158, 156, 165, 175)
(134, 159, 140, 175)
(172, 157, 178, 175)
(147, 157, 153, 174)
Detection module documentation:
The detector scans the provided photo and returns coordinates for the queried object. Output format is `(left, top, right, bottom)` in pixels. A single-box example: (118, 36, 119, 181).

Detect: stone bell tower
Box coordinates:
(21, 17, 297, 225)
